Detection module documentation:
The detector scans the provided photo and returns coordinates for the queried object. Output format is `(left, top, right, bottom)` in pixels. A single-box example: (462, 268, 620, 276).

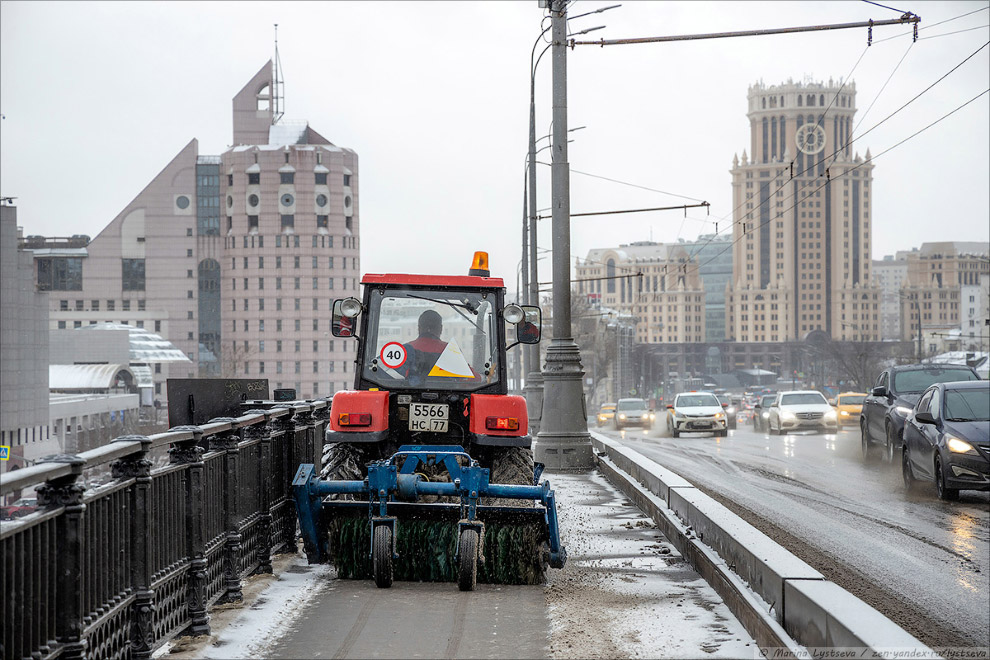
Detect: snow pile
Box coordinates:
(545, 471, 755, 658)
(195, 562, 333, 659)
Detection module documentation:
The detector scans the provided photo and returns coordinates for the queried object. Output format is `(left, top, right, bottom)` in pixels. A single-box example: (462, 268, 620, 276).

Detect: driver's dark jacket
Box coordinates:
(402, 333, 446, 380)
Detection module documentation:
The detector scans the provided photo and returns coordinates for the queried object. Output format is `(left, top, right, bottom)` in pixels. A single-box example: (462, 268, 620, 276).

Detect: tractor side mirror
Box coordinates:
(331, 297, 362, 338)
(514, 305, 542, 345)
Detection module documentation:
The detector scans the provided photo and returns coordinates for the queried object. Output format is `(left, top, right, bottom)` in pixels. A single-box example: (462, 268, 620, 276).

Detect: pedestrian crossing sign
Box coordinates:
(0, 446, 9, 460)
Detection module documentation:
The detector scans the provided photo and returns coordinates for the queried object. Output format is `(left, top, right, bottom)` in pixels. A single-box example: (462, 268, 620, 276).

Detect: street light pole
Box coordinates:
(534, 0, 593, 470)
(520, 169, 530, 384)
(524, 24, 551, 435)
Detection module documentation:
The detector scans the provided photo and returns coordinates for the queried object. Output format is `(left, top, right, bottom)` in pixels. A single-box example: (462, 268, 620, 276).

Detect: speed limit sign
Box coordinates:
(380, 342, 407, 369)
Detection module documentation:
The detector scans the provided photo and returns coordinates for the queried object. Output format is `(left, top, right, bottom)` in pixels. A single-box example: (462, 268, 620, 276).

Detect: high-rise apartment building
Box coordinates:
(679, 233, 733, 342)
(27, 61, 360, 403)
(725, 79, 881, 343)
(873, 251, 913, 340)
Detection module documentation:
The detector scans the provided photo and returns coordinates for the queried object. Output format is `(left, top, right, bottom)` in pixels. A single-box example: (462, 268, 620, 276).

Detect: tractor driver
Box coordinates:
(402, 310, 447, 380)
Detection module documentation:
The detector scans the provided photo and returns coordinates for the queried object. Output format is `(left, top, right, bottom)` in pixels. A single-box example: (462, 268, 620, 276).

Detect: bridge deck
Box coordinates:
(161, 470, 755, 659)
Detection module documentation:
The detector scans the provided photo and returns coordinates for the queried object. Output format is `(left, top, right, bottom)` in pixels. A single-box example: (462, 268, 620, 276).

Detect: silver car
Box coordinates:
(614, 398, 655, 431)
(767, 391, 838, 434)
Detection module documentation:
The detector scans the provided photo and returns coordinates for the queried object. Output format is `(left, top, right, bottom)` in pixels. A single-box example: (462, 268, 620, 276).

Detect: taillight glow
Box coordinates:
(485, 416, 519, 431)
(339, 412, 372, 427)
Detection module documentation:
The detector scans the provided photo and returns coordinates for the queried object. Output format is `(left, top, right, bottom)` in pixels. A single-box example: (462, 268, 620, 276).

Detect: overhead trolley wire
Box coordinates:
(874, 5, 989, 44)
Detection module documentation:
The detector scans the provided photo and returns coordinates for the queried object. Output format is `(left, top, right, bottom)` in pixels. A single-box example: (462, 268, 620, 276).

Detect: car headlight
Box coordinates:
(780, 410, 796, 420)
(893, 406, 913, 417)
(649, 413, 656, 420)
(714, 412, 725, 419)
(761, 411, 769, 419)
(947, 437, 978, 455)
(674, 410, 685, 418)
(727, 407, 736, 414)
(825, 410, 837, 420)
(619, 414, 626, 420)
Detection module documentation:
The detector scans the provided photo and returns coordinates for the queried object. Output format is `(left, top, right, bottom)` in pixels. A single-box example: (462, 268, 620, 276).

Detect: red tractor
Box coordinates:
(320, 252, 549, 584)
(326, 252, 542, 484)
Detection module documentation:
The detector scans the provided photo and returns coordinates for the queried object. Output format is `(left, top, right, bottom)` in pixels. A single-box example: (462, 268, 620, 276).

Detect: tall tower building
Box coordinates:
(29, 61, 359, 404)
(726, 79, 881, 343)
(222, 63, 360, 398)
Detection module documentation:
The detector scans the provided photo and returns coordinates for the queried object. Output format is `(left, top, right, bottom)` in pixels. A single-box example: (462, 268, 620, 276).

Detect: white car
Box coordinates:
(666, 391, 727, 437)
(767, 390, 838, 434)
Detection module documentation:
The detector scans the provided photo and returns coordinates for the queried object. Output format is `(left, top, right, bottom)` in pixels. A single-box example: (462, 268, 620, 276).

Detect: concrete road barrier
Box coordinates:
(590, 433, 932, 657)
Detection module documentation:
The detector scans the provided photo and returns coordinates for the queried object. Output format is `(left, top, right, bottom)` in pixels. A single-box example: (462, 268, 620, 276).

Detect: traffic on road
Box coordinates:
(596, 398, 989, 651)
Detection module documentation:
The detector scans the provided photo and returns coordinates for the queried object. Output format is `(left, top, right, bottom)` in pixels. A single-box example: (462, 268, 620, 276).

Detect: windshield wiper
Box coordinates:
(944, 417, 979, 422)
(407, 294, 478, 315)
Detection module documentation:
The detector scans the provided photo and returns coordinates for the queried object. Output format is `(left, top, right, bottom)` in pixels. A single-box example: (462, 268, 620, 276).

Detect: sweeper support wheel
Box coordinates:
(373, 525, 393, 588)
(457, 528, 479, 591)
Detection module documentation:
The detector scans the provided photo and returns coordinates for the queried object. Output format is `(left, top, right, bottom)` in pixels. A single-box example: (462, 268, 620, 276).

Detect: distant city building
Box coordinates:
(899, 241, 990, 355)
(725, 79, 881, 343)
(575, 242, 705, 344)
(21, 61, 360, 403)
(1, 204, 51, 464)
(679, 233, 733, 342)
(872, 251, 912, 340)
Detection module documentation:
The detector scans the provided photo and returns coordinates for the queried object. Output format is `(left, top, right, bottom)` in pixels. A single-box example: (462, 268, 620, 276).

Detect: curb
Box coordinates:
(590, 432, 933, 657)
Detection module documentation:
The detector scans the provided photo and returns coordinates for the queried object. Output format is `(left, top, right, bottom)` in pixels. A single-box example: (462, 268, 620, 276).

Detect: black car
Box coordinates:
(752, 394, 776, 433)
(902, 381, 989, 500)
(861, 363, 980, 464)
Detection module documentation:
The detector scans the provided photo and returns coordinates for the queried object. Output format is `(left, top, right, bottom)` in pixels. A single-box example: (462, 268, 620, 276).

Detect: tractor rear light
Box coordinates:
(485, 416, 519, 431)
(339, 413, 372, 427)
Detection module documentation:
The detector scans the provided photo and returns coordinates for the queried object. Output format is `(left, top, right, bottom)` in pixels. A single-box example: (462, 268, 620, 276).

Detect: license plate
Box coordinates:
(409, 403, 448, 432)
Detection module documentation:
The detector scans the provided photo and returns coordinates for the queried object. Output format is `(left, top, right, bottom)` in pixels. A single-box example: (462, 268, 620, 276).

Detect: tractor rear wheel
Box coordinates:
(458, 528, 479, 591)
(490, 446, 536, 487)
(372, 525, 394, 588)
(322, 442, 370, 482)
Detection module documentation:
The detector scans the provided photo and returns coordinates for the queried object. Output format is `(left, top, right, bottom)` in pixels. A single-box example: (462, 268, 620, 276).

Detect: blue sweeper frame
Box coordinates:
(292, 445, 567, 591)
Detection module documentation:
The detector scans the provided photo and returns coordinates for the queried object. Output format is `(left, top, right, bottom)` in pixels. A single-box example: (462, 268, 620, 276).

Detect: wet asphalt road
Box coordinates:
(600, 418, 990, 649)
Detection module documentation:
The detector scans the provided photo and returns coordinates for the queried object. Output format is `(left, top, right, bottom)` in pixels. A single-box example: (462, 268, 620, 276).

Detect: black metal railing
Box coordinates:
(1, 399, 329, 660)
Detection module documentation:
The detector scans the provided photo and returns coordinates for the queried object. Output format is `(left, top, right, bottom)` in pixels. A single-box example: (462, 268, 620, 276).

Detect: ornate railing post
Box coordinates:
(313, 399, 332, 471)
(243, 412, 274, 574)
(272, 406, 296, 553)
(169, 426, 210, 637)
(208, 418, 243, 603)
(111, 435, 155, 660)
(38, 455, 87, 660)
(293, 404, 315, 469)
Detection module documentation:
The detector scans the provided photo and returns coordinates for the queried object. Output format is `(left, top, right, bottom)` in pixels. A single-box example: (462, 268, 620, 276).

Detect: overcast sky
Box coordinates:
(2, 1, 988, 290)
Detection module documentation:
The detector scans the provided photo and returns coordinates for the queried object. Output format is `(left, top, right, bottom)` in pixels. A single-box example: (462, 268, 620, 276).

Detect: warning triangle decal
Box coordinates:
(428, 337, 474, 378)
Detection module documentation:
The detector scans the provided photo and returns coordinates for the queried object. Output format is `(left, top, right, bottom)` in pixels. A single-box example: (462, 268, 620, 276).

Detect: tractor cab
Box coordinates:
(332, 253, 541, 397)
